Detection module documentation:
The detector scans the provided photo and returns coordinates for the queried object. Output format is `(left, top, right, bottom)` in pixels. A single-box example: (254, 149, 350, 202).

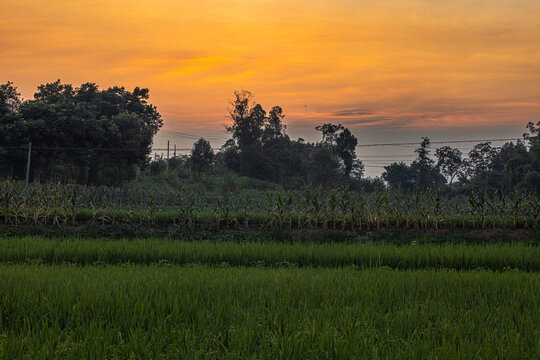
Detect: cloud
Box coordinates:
(330, 108, 373, 117)
(342, 116, 415, 128)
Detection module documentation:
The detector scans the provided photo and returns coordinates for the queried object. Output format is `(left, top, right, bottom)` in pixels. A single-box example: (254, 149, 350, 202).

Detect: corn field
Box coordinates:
(1, 180, 539, 230)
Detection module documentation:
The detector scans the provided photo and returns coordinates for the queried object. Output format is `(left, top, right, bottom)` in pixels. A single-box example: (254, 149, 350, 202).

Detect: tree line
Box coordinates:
(1, 82, 539, 193)
(177, 91, 540, 193)
(153, 91, 363, 188)
(381, 125, 540, 193)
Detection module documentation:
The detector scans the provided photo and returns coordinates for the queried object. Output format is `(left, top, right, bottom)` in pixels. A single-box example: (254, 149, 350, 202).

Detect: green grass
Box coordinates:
(1, 237, 539, 270)
(0, 265, 538, 359)
(1, 236, 538, 358)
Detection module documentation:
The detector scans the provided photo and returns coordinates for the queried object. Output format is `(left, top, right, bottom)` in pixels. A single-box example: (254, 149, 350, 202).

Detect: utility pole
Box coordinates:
(25, 142, 32, 189)
(167, 140, 170, 170)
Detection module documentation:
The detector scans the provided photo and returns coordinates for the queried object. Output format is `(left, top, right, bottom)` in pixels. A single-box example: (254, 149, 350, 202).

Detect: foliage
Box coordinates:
(435, 146, 464, 184)
(0, 80, 162, 185)
(2, 237, 539, 270)
(221, 92, 364, 186)
(190, 137, 214, 173)
(1, 180, 538, 232)
(382, 162, 415, 190)
(0, 264, 538, 358)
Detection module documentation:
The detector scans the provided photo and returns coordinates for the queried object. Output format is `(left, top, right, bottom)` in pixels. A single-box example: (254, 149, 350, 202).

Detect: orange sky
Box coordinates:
(1, 0, 540, 169)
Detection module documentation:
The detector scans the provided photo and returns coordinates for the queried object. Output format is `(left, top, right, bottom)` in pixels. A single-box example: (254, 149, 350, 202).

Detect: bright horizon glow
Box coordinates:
(1, 0, 539, 175)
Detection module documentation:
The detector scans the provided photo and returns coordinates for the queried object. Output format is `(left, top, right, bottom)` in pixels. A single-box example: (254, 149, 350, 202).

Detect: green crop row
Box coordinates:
(0, 265, 538, 359)
(2, 180, 539, 231)
(1, 237, 539, 270)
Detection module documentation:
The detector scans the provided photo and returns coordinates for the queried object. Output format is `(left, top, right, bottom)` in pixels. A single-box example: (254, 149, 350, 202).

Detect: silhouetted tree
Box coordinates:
(315, 123, 361, 178)
(382, 162, 415, 190)
(524, 121, 540, 144)
(410, 137, 445, 189)
(226, 91, 262, 151)
(315, 123, 345, 147)
(0, 80, 162, 185)
(309, 147, 341, 186)
(466, 142, 497, 178)
(335, 128, 358, 177)
(191, 138, 214, 173)
(435, 146, 464, 184)
(263, 106, 286, 142)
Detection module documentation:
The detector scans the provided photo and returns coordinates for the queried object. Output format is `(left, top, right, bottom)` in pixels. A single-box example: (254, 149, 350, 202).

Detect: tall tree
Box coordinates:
(466, 142, 498, 178)
(263, 106, 286, 142)
(191, 138, 214, 173)
(435, 146, 464, 184)
(335, 128, 358, 177)
(315, 123, 345, 147)
(410, 137, 445, 189)
(315, 123, 361, 178)
(225, 90, 261, 151)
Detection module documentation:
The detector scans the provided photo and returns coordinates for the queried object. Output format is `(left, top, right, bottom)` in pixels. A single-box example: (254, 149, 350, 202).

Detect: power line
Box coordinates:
(356, 138, 522, 147)
(1, 137, 524, 160)
(159, 129, 226, 142)
(0, 146, 192, 152)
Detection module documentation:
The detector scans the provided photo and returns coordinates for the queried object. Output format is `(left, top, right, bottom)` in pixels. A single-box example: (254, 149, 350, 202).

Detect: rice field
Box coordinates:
(1, 181, 539, 359)
(1, 237, 539, 270)
(0, 264, 539, 359)
(0, 236, 539, 359)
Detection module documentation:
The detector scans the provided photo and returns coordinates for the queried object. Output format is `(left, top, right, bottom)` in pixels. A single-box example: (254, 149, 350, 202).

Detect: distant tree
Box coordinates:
(225, 91, 273, 177)
(315, 123, 362, 178)
(466, 142, 498, 178)
(218, 139, 241, 172)
(0, 80, 162, 185)
(0, 82, 24, 176)
(226, 90, 262, 151)
(521, 122, 540, 192)
(34, 79, 74, 104)
(309, 147, 341, 186)
(350, 159, 365, 180)
(410, 137, 445, 189)
(382, 162, 415, 190)
(190, 138, 214, 173)
(315, 123, 345, 147)
(0, 81, 22, 113)
(335, 128, 359, 177)
(263, 106, 286, 142)
(524, 121, 540, 144)
(435, 146, 464, 184)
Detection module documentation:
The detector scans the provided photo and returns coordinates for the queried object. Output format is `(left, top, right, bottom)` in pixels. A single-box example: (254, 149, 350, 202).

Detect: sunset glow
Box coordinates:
(2, 0, 539, 150)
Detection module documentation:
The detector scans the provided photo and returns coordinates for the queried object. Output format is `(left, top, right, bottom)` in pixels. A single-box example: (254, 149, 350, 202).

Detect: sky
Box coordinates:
(1, 0, 539, 175)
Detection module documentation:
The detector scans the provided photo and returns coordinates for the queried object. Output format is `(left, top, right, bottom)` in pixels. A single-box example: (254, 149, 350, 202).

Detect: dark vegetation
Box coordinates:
(0, 81, 162, 185)
(2, 81, 539, 195)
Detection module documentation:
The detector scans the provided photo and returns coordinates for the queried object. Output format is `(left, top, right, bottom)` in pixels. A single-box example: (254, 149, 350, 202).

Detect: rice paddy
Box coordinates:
(0, 235, 539, 359)
(1, 181, 539, 358)
(0, 264, 539, 359)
